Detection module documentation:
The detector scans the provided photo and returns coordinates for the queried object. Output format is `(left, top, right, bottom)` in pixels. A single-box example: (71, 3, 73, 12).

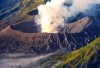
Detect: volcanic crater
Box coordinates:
(0, 17, 95, 54)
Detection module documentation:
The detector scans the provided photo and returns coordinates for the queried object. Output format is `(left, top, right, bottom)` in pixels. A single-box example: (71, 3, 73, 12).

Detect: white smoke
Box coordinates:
(35, 0, 67, 33)
(35, 0, 100, 33)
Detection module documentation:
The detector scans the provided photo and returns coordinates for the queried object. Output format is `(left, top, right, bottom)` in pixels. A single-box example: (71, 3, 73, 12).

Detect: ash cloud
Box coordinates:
(35, 0, 100, 33)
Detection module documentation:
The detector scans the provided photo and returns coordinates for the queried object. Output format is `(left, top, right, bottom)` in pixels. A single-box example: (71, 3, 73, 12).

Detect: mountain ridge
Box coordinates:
(0, 17, 97, 54)
(0, 0, 44, 30)
(38, 37, 100, 68)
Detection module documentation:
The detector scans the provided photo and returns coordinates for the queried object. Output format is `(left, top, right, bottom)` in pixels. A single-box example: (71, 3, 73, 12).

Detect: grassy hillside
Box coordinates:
(39, 37, 100, 68)
(56, 37, 100, 68)
(0, 0, 44, 30)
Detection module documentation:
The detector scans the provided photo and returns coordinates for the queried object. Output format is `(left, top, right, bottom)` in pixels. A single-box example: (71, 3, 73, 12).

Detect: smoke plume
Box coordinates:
(35, 0, 100, 33)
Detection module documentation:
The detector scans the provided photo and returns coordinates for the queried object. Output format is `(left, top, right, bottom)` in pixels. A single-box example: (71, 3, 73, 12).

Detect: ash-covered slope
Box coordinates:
(39, 37, 100, 68)
(0, 0, 100, 54)
(0, 17, 97, 54)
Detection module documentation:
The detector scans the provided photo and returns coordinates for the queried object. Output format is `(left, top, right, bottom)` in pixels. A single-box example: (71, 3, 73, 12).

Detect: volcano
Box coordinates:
(0, 0, 100, 68)
(0, 0, 100, 55)
(0, 17, 98, 54)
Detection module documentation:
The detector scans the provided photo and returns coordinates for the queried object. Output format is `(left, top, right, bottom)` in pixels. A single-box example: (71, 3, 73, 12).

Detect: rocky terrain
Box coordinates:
(0, 0, 100, 68)
(0, 17, 98, 54)
(37, 37, 100, 68)
(0, 35, 99, 68)
(0, 0, 100, 55)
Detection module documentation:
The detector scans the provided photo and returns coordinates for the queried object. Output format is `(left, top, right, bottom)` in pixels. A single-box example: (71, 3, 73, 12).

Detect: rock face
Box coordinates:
(0, 1, 100, 55)
(38, 37, 100, 68)
(0, 17, 98, 54)
(65, 17, 91, 33)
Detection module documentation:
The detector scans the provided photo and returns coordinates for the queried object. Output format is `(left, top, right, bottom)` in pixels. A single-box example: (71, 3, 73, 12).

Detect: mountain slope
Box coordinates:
(0, 0, 44, 30)
(0, 0, 100, 55)
(39, 37, 100, 68)
(56, 37, 100, 68)
(0, 17, 95, 54)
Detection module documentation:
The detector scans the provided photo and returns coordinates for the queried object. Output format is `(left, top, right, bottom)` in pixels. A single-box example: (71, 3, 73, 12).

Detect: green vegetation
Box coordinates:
(39, 37, 100, 68)
(19, 0, 44, 15)
(0, 0, 44, 30)
(56, 37, 100, 68)
(0, 0, 44, 17)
